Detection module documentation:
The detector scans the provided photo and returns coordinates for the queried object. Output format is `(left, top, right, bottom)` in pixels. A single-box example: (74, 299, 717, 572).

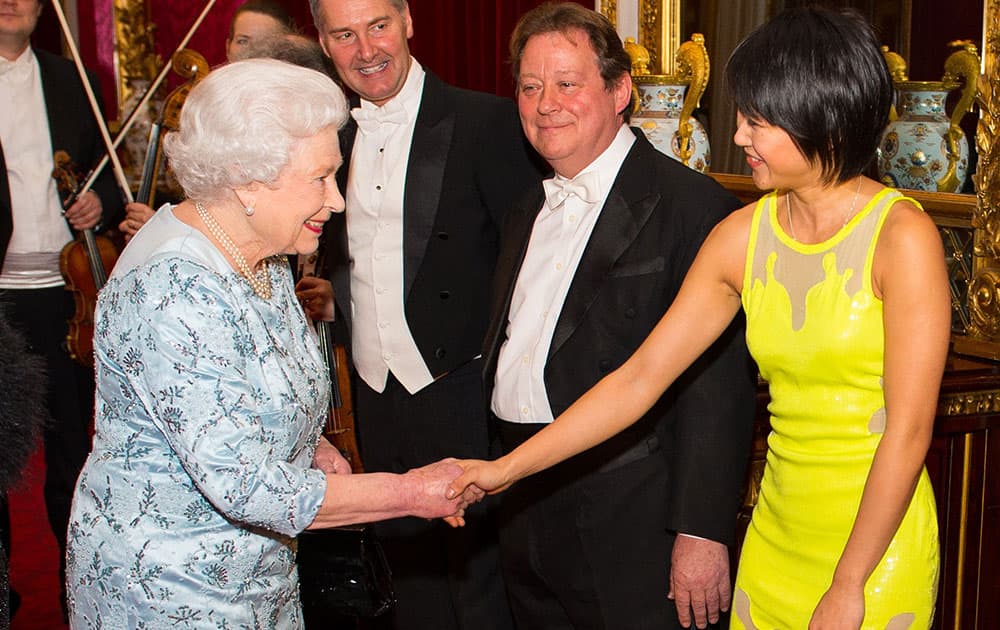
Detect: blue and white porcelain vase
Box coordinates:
(877, 42, 979, 192)
(632, 79, 711, 173)
(877, 84, 968, 192)
(625, 34, 711, 173)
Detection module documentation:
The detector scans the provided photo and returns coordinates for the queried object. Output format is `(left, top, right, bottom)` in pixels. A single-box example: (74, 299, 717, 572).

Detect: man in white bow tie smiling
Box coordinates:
(298, 1, 542, 629)
(480, 4, 757, 630)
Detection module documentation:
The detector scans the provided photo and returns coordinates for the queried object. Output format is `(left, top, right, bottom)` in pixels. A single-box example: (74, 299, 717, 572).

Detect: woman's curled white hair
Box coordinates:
(164, 58, 348, 201)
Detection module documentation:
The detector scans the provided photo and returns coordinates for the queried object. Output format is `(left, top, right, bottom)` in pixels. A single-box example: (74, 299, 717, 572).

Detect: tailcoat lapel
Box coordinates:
(483, 187, 545, 372)
(402, 72, 453, 298)
(547, 135, 661, 358)
(330, 72, 456, 326)
(331, 115, 358, 330)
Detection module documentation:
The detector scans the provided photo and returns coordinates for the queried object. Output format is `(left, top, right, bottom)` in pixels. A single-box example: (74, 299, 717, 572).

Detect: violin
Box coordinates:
(135, 49, 210, 208)
(56, 50, 210, 367)
(296, 251, 365, 474)
(54, 151, 120, 367)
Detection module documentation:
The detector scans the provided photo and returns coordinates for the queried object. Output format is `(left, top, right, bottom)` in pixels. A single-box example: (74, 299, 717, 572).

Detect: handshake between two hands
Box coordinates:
(312, 438, 512, 528)
(410, 457, 516, 528)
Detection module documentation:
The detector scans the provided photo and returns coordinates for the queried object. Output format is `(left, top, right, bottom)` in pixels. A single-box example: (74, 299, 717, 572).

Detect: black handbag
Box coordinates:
(297, 524, 395, 618)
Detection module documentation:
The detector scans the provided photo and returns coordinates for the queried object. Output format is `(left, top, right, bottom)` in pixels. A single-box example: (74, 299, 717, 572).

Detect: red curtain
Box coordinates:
(408, 0, 588, 98)
(55, 0, 591, 117)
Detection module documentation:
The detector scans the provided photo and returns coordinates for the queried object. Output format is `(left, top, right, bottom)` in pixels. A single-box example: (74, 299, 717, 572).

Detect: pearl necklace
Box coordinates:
(195, 201, 272, 300)
(786, 177, 864, 242)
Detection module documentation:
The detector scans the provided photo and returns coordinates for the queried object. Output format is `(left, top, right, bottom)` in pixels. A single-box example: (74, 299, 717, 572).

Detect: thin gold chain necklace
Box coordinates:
(195, 201, 272, 300)
(786, 177, 864, 242)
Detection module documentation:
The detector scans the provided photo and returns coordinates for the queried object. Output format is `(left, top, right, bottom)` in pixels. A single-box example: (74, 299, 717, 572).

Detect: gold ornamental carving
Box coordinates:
(601, 0, 617, 29)
(626, 34, 709, 168)
(939, 41, 981, 193)
(938, 388, 1000, 415)
(601, 1, 680, 75)
(112, 0, 160, 119)
(964, 0, 1000, 350)
(639, 0, 679, 75)
(112, 0, 161, 190)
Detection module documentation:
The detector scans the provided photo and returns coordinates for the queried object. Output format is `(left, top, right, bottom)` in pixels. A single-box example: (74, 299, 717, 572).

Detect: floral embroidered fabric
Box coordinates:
(66, 207, 329, 628)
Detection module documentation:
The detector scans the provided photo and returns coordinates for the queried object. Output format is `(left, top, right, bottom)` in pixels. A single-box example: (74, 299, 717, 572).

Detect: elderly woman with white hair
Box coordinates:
(64, 59, 478, 627)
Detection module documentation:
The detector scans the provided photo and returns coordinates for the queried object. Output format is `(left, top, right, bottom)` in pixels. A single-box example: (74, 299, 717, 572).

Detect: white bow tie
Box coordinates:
(543, 172, 601, 210)
(351, 103, 408, 134)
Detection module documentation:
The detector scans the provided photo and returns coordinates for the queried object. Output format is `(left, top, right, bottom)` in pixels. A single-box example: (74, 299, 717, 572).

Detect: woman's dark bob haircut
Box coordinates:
(725, 7, 893, 185)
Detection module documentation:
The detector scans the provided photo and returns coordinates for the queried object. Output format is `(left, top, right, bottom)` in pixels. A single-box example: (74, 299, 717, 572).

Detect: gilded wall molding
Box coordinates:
(950, 0, 1000, 359)
(112, 0, 159, 121)
(938, 388, 1000, 415)
(601, 0, 617, 29)
(637, 0, 679, 75)
(111, 0, 160, 189)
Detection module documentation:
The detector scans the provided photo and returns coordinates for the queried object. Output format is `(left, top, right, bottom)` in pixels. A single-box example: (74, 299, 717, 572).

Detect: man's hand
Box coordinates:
(64, 190, 103, 231)
(119, 201, 156, 240)
(295, 276, 336, 322)
(668, 535, 731, 628)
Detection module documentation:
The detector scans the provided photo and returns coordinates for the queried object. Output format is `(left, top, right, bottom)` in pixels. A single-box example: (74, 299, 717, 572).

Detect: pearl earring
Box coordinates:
(244, 204, 255, 216)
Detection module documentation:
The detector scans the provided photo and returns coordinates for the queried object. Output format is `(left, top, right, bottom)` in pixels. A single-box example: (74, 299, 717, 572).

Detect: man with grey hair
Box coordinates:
(297, 0, 541, 628)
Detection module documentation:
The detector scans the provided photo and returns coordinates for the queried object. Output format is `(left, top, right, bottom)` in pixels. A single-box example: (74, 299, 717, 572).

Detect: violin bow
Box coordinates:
(46, 0, 219, 203)
(47, 0, 133, 204)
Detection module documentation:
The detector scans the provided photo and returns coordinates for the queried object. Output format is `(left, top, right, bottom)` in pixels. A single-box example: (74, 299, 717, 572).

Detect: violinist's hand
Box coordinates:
(313, 436, 352, 475)
(64, 191, 103, 231)
(119, 202, 156, 240)
(295, 276, 335, 322)
(446, 458, 515, 501)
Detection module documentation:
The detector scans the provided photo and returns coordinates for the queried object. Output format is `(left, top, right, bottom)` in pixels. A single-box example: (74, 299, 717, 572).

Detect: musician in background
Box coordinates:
(0, 0, 123, 618)
(225, 0, 297, 62)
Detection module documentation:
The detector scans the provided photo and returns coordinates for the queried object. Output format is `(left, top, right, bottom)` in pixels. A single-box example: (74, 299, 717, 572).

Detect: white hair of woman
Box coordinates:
(164, 58, 347, 202)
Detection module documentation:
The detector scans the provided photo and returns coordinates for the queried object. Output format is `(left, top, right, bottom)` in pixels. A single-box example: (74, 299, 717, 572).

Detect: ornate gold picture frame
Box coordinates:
(601, 0, 680, 75)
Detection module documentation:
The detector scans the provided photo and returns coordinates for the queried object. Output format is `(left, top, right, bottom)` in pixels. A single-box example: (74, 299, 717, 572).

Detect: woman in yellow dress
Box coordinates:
(449, 7, 948, 629)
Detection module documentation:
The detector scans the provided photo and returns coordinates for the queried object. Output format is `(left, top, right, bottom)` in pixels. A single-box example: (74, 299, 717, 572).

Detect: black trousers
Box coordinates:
(0, 287, 94, 600)
(352, 359, 512, 630)
(496, 419, 693, 630)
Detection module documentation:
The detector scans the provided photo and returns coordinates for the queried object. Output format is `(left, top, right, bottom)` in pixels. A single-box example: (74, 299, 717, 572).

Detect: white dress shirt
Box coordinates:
(346, 58, 434, 394)
(0, 47, 72, 289)
(492, 125, 635, 423)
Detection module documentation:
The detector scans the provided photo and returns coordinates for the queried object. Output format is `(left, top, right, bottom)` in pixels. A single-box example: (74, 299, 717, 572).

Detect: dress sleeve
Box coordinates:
(118, 258, 326, 537)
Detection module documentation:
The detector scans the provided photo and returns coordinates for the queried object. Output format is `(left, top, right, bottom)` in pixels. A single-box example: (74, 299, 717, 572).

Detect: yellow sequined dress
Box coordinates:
(732, 189, 939, 629)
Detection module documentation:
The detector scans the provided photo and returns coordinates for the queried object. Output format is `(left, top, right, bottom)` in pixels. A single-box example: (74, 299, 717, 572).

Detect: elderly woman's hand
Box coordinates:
(404, 459, 485, 523)
(295, 276, 336, 322)
(312, 436, 352, 475)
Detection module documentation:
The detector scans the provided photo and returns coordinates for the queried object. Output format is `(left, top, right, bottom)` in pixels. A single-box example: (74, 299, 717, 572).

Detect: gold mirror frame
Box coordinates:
(601, 0, 680, 75)
(960, 0, 1000, 359)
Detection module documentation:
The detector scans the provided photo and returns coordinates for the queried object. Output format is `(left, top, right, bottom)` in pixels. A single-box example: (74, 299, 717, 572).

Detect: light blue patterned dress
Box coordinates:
(66, 206, 330, 629)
